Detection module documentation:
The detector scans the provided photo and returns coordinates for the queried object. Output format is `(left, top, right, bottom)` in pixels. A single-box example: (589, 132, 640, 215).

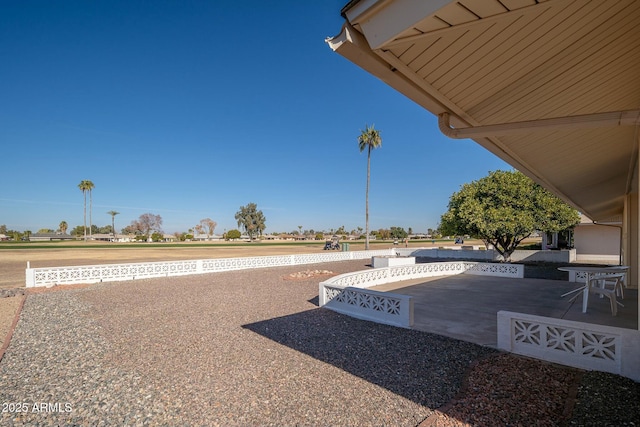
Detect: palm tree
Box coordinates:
(107, 210, 120, 242)
(78, 180, 95, 240)
(86, 180, 95, 239)
(357, 124, 382, 250)
(78, 180, 90, 241)
(59, 221, 68, 235)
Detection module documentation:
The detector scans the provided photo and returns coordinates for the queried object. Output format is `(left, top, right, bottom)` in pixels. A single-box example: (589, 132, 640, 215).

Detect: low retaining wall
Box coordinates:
(497, 311, 640, 382)
(321, 262, 523, 291)
(398, 247, 493, 261)
(396, 247, 576, 263)
(319, 261, 524, 328)
(371, 256, 415, 268)
(511, 248, 576, 263)
(24, 249, 396, 288)
(322, 285, 414, 328)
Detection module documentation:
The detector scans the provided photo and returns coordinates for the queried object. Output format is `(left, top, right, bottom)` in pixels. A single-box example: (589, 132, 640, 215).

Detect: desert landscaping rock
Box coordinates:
(285, 269, 334, 280)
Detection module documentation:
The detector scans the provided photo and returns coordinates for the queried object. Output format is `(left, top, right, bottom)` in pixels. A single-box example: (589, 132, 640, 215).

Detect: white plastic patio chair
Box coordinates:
(588, 273, 625, 316)
(592, 273, 625, 299)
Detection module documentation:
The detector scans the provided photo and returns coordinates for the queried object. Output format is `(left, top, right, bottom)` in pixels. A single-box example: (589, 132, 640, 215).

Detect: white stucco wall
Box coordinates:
(574, 223, 620, 261)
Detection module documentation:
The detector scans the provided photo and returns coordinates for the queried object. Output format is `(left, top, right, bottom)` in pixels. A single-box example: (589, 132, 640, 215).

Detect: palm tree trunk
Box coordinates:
(89, 189, 93, 239)
(83, 191, 87, 242)
(365, 145, 371, 250)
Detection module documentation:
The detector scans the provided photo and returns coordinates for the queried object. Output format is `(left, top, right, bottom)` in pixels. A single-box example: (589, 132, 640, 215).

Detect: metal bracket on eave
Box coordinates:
(438, 110, 640, 139)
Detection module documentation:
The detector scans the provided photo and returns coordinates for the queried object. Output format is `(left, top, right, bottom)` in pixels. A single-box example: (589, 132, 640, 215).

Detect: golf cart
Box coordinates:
(323, 235, 341, 250)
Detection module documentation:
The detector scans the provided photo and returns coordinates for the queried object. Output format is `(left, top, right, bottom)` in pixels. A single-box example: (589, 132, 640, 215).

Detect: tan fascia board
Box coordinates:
(344, 0, 451, 50)
(326, 24, 447, 114)
(342, 0, 384, 21)
(438, 110, 640, 139)
(579, 213, 626, 226)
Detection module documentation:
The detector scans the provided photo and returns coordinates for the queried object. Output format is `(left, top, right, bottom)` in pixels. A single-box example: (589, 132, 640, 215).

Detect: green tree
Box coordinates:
(78, 180, 95, 241)
(98, 225, 113, 234)
(357, 124, 382, 250)
(70, 225, 84, 237)
(179, 232, 194, 241)
(440, 170, 580, 262)
(107, 210, 119, 241)
(234, 203, 266, 240)
(376, 228, 391, 240)
(6, 229, 23, 240)
(225, 229, 242, 240)
(390, 226, 408, 240)
(59, 221, 68, 234)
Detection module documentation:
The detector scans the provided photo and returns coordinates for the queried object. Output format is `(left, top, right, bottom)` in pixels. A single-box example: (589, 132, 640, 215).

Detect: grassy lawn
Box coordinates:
(0, 238, 464, 250)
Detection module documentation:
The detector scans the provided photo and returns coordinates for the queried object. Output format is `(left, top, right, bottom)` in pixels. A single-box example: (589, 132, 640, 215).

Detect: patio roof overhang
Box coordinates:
(327, 0, 640, 222)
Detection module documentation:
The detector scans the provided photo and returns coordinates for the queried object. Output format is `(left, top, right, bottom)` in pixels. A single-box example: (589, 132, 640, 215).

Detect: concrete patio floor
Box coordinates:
(371, 275, 638, 347)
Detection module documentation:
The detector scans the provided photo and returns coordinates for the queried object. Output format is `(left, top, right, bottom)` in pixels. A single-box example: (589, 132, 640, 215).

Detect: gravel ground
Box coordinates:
(0, 260, 639, 426)
(0, 296, 22, 351)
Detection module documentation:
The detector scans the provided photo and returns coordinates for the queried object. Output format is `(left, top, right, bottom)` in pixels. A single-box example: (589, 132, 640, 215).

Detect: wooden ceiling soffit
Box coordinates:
(382, 0, 556, 49)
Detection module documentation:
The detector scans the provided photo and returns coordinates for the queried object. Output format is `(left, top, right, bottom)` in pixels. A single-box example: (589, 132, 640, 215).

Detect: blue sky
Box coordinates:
(0, 1, 510, 235)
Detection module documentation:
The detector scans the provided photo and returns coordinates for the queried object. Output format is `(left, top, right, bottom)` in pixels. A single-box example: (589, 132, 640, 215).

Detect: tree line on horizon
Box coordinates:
(0, 185, 274, 242)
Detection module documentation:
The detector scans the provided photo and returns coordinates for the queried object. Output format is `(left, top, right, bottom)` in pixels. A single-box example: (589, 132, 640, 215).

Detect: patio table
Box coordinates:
(558, 266, 629, 313)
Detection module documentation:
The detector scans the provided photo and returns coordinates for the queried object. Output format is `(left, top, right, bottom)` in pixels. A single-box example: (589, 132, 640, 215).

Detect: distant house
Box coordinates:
(541, 230, 573, 250)
(573, 214, 621, 264)
(0, 234, 8, 241)
(541, 214, 622, 264)
(91, 233, 135, 243)
(192, 234, 223, 241)
(29, 233, 75, 242)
